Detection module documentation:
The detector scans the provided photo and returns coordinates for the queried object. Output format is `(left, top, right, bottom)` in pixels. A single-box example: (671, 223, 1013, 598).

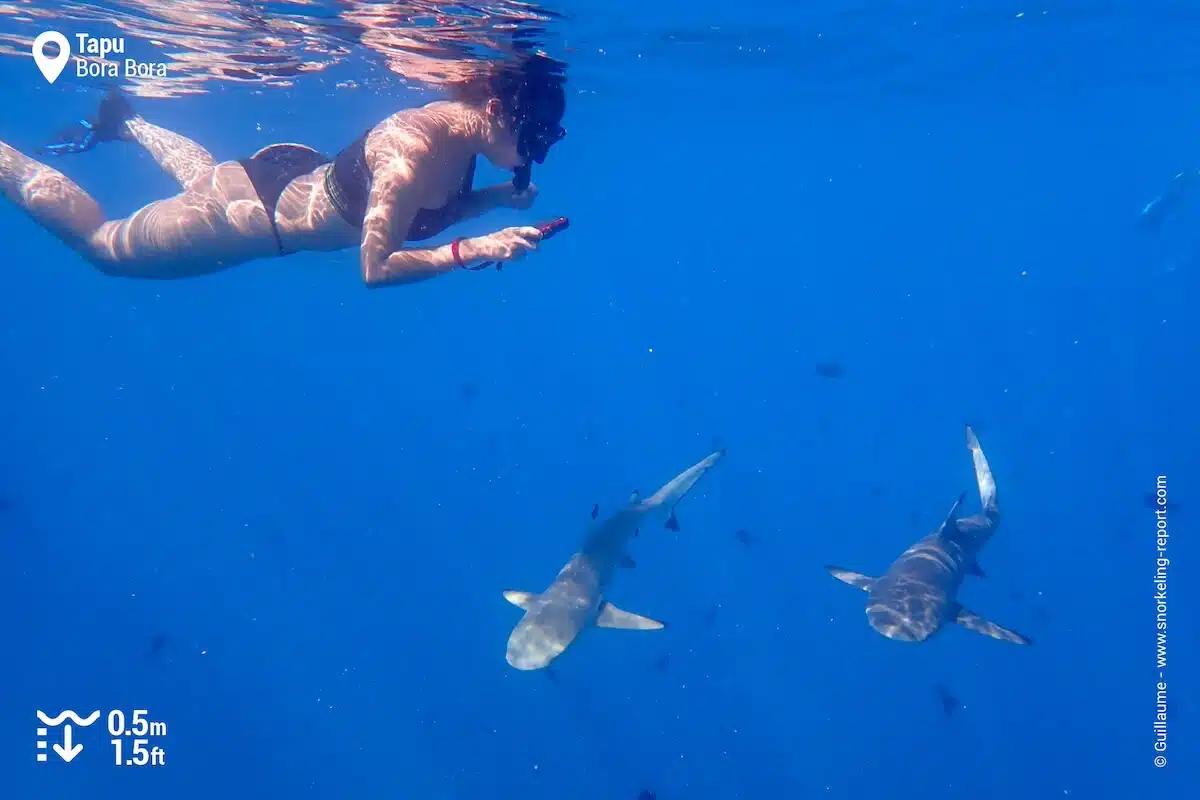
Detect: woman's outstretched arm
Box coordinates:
(359, 161, 542, 288)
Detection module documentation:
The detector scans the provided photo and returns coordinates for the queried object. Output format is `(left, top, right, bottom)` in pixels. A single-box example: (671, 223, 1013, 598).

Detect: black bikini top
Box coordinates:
(324, 132, 476, 242)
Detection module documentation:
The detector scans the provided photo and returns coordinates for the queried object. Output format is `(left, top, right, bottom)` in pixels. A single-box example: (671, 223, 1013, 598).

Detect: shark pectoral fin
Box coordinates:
(596, 602, 665, 631)
(967, 560, 987, 578)
(825, 566, 875, 591)
(953, 605, 1032, 645)
(503, 590, 538, 611)
(619, 555, 637, 568)
(935, 492, 968, 536)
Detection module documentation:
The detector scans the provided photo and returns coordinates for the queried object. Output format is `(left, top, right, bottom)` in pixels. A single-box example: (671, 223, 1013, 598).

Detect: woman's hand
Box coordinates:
(460, 226, 542, 264)
(505, 183, 538, 210)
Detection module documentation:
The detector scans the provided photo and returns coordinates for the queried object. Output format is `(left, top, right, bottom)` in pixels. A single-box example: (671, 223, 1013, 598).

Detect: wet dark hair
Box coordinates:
(448, 52, 567, 188)
(450, 52, 567, 126)
(497, 53, 566, 126)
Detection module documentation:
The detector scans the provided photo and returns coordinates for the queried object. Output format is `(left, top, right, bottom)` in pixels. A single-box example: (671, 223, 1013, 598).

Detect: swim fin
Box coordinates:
(39, 89, 134, 156)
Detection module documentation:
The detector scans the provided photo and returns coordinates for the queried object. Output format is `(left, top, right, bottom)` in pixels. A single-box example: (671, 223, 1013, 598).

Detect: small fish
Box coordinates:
(734, 528, 755, 547)
(590, 503, 599, 520)
(147, 632, 170, 660)
(815, 361, 845, 379)
(935, 684, 960, 719)
(1139, 170, 1198, 232)
(638, 791, 657, 800)
(1144, 491, 1180, 513)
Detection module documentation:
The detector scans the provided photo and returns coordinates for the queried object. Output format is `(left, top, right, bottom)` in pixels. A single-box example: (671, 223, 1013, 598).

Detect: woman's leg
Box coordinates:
(41, 89, 218, 190)
(2, 140, 275, 277)
(5, 92, 283, 278)
(124, 117, 217, 190)
(0, 138, 110, 265)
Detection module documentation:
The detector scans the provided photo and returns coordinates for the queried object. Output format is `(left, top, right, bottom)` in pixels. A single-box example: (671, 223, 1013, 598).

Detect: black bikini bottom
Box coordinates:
(238, 144, 331, 254)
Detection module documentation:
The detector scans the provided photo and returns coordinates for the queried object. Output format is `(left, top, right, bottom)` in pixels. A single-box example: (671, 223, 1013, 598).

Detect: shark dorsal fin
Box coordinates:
(629, 490, 641, 504)
(936, 492, 968, 536)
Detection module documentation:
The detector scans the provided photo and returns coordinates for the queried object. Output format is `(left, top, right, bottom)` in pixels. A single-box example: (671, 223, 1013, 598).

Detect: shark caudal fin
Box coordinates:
(641, 450, 725, 528)
(965, 425, 998, 519)
(825, 566, 876, 591)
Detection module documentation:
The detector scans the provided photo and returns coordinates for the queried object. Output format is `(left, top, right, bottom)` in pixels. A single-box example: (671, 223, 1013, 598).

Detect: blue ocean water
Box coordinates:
(0, 1, 1196, 797)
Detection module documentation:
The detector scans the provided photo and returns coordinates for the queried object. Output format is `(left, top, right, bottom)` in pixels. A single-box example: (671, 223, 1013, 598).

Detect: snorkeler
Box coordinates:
(0, 54, 567, 287)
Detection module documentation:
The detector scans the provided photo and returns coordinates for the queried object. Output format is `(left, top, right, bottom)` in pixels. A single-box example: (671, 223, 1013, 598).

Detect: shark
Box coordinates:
(503, 449, 725, 670)
(826, 425, 1031, 645)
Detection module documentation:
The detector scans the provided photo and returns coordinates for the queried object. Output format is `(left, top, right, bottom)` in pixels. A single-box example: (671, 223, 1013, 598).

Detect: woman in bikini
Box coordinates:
(0, 55, 567, 287)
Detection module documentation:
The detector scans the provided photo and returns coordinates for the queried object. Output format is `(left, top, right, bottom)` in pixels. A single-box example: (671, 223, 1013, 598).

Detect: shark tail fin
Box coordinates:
(965, 424, 998, 519)
(642, 449, 725, 513)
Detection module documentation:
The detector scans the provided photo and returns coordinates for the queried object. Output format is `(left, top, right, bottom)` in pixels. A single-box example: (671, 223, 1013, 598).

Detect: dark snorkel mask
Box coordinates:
(512, 115, 566, 191)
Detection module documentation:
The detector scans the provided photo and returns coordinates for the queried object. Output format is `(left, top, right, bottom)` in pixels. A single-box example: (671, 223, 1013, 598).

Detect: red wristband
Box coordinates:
(451, 238, 466, 268)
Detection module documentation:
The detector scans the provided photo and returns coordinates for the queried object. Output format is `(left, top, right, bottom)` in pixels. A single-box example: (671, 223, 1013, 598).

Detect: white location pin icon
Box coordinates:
(32, 31, 71, 84)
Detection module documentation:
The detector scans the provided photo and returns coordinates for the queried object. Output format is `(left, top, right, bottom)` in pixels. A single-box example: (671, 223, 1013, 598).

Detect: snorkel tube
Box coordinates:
(462, 50, 567, 270)
(513, 161, 533, 192)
